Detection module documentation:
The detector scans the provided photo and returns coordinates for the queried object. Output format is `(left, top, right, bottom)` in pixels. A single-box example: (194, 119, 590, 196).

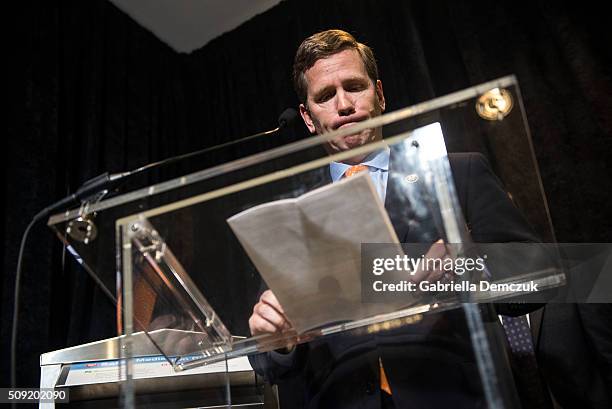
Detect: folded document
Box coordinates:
(228, 173, 404, 333)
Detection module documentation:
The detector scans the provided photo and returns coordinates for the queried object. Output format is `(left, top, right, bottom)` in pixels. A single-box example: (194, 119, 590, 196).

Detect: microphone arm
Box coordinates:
(131, 125, 281, 176)
(120, 107, 298, 186)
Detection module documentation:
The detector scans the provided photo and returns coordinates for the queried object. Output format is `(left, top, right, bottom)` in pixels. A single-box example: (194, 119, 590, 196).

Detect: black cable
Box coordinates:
(10, 212, 42, 390)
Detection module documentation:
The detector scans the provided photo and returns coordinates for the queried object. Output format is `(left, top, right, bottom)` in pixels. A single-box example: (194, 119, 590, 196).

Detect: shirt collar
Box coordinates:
(329, 147, 390, 182)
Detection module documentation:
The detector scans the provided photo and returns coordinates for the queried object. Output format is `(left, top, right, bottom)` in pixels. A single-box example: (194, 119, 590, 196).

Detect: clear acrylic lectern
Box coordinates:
(47, 76, 565, 409)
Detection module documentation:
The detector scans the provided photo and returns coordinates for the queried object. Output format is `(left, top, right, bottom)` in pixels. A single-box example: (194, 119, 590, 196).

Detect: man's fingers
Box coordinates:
(249, 315, 279, 336)
(425, 264, 446, 282)
(260, 290, 285, 314)
(248, 290, 294, 336)
(409, 240, 448, 284)
(254, 301, 288, 329)
(281, 319, 292, 330)
(426, 239, 447, 259)
(260, 290, 293, 327)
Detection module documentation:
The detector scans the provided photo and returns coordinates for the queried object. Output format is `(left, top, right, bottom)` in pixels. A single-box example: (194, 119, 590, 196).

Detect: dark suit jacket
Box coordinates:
(250, 152, 540, 409)
(538, 303, 612, 409)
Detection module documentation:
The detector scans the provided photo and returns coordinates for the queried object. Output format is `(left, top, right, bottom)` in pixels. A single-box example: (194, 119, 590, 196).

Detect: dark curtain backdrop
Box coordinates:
(4, 0, 611, 388)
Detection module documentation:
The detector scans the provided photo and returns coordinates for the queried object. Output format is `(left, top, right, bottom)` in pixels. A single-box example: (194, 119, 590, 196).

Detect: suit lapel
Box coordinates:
(384, 149, 412, 242)
(529, 308, 545, 349)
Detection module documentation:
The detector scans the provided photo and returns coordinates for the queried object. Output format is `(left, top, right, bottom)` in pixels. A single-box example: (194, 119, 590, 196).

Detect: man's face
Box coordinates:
(299, 49, 386, 164)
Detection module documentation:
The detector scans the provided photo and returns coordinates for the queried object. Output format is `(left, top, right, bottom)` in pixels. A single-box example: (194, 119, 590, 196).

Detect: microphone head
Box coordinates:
(278, 108, 298, 128)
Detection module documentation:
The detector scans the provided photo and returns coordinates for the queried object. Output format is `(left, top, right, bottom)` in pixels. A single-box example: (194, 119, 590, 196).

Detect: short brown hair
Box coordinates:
(293, 29, 379, 104)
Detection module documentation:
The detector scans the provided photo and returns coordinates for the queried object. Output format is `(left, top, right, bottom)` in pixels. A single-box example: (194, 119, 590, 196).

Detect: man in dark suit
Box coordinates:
(248, 29, 542, 409)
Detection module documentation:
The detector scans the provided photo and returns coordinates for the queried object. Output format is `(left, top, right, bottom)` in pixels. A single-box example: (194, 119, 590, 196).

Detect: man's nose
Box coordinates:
(336, 90, 355, 116)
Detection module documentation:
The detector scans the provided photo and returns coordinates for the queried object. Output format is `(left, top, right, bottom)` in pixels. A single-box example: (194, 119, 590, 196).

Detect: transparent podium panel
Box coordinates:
(48, 76, 567, 408)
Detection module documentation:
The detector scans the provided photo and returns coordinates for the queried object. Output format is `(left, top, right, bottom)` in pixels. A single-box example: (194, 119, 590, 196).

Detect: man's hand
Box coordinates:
(410, 239, 450, 284)
(249, 290, 292, 336)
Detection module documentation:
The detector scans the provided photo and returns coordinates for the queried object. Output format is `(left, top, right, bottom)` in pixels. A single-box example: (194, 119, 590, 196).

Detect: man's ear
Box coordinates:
(299, 103, 316, 134)
(376, 80, 386, 112)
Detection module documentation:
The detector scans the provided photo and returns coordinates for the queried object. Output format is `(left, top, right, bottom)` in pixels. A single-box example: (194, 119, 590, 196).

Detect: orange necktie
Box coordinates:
(344, 164, 392, 394)
(344, 164, 369, 178)
(379, 357, 392, 395)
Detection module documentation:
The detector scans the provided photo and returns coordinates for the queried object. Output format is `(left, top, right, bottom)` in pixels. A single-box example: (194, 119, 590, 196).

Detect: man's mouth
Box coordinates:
(334, 115, 367, 130)
(337, 122, 357, 130)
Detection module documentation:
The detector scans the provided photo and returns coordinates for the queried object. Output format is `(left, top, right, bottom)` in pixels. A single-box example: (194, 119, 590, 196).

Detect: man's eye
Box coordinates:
(316, 92, 333, 103)
(346, 84, 366, 92)
(345, 79, 368, 92)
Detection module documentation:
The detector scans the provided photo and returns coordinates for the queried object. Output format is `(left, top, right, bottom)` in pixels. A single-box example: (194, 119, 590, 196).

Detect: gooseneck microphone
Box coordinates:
(128, 107, 298, 177)
(42, 107, 299, 221)
(10, 107, 298, 389)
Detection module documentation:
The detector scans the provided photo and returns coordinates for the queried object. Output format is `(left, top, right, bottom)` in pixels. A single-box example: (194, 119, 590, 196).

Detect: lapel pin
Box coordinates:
(405, 174, 419, 183)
